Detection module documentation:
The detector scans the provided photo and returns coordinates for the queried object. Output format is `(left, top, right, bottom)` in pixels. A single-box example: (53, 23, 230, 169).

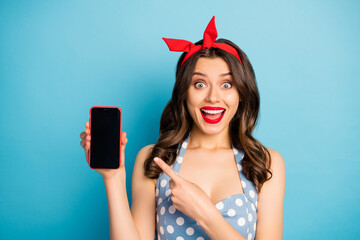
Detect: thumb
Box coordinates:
(120, 132, 127, 168)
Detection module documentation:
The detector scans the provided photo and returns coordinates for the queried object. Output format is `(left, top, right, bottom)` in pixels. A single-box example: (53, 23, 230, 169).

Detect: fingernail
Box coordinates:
(154, 157, 158, 162)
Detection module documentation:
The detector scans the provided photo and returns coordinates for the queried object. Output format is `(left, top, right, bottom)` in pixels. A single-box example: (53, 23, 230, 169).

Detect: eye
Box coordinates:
(194, 82, 206, 88)
(222, 82, 232, 89)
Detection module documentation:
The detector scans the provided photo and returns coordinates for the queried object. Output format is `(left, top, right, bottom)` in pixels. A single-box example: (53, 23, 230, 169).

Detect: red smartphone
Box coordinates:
(88, 106, 122, 169)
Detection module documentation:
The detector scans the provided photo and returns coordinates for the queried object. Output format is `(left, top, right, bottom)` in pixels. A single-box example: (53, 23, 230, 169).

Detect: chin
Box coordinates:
(198, 122, 229, 136)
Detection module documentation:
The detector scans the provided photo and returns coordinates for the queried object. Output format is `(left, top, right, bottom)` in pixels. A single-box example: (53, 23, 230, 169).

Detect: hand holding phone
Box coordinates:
(80, 106, 127, 179)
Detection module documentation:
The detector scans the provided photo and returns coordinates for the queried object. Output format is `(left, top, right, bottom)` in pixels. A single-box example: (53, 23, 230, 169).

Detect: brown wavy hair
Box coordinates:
(144, 38, 272, 192)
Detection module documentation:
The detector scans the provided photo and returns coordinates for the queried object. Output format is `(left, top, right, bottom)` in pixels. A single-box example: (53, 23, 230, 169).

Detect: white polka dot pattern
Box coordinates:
(227, 209, 236, 217)
(167, 225, 174, 233)
(235, 198, 243, 206)
(238, 217, 246, 226)
(176, 156, 183, 163)
(155, 134, 257, 240)
(165, 189, 172, 197)
(186, 227, 194, 235)
(160, 179, 167, 187)
(176, 217, 184, 225)
(248, 213, 253, 222)
(251, 203, 255, 212)
(215, 201, 224, 210)
(160, 206, 165, 215)
(168, 205, 176, 214)
(249, 190, 255, 198)
(159, 226, 164, 235)
(237, 163, 242, 171)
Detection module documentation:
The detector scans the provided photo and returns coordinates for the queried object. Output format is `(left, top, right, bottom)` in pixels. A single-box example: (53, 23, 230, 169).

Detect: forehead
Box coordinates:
(193, 57, 231, 75)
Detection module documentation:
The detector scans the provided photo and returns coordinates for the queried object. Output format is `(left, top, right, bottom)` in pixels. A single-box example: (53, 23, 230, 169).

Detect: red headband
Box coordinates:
(162, 16, 242, 68)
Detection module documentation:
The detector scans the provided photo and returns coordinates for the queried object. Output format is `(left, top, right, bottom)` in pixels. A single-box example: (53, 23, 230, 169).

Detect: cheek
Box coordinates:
(186, 89, 202, 108)
(186, 97, 197, 118)
(224, 95, 240, 117)
(186, 93, 204, 121)
(224, 92, 240, 106)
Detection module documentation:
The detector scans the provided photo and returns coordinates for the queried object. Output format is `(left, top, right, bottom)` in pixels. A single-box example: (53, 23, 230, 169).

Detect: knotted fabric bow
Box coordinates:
(162, 16, 242, 68)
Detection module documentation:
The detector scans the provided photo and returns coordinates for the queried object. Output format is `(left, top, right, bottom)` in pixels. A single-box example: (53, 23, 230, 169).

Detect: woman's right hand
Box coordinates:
(80, 121, 128, 181)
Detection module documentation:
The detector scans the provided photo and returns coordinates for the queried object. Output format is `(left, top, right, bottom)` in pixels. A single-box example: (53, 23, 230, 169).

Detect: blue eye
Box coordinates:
(222, 82, 232, 89)
(194, 82, 205, 88)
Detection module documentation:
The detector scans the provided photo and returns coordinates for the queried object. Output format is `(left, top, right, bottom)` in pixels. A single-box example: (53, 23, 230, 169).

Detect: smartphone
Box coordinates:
(89, 106, 122, 169)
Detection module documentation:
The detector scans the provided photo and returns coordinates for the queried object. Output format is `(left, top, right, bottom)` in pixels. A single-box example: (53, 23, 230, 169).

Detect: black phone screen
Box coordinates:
(90, 107, 121, 169)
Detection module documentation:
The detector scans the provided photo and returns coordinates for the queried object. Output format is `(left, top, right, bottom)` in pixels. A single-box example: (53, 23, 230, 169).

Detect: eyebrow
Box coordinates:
(192, 72, 232, 77)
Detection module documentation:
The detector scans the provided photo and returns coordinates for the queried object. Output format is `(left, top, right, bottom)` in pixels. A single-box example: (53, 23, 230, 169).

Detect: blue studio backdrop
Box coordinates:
(0, 0, 359, 239)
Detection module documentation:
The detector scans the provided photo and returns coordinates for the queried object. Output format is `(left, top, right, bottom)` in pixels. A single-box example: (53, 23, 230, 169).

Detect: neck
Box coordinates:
(188, 125, 232, 150)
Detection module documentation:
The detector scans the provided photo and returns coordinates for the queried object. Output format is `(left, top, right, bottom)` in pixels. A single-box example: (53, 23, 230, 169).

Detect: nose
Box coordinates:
(205, 85, 221, 103)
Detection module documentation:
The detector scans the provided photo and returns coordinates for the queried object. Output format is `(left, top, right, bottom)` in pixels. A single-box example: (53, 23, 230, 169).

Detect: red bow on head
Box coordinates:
(162, 16, 242, 68)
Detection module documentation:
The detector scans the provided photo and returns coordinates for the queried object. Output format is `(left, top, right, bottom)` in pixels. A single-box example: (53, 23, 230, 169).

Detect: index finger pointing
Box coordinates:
(154, 157, 181, 182)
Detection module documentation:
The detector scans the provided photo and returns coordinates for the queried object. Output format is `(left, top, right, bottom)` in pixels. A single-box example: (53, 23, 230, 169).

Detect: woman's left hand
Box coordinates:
(153, 157, 214, 221)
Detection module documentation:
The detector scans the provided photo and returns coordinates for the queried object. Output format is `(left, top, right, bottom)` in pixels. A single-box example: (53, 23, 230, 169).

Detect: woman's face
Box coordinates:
(186, 57, 240, 135)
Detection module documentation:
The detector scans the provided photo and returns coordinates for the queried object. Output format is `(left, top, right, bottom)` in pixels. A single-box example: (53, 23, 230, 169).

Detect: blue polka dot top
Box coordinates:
(155, 133, 258, 240)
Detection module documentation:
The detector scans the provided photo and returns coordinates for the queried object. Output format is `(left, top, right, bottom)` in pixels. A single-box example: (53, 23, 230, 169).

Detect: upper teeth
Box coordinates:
(202, 109, 225, 114)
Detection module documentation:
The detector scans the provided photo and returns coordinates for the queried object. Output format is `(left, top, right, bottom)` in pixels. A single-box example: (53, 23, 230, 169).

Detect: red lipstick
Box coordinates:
(200, 106, 225, 124)
(201, 106, 224, 110)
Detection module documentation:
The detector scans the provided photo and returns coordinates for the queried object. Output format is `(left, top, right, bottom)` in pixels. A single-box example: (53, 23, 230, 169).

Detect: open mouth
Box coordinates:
(200, 109, 225, 119)
(200, 107, 226, 124)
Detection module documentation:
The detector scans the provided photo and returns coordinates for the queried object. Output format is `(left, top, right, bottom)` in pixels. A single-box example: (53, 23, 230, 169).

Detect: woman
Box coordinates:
(80, 17, 285, 240)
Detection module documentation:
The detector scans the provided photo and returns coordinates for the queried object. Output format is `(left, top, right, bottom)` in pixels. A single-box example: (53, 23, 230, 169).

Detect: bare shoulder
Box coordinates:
(133, 144, 156, 186)
(136, 144, 156, 162)
(265, 147, 285, 175)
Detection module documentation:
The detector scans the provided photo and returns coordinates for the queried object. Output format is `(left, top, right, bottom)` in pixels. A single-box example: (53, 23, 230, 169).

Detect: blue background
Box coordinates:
(1, 0, 359, 239)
